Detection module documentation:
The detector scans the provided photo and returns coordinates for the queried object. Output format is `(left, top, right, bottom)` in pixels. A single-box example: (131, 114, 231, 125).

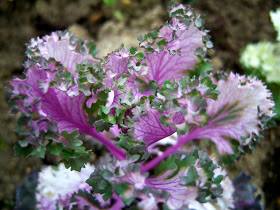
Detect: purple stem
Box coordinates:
(83, 127, 126, 161)
(111, 194, 124, 210)
(141, 128, 203, 173)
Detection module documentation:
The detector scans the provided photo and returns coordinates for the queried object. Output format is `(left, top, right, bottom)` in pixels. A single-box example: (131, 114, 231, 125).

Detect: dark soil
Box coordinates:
(0, 0, 280, 209)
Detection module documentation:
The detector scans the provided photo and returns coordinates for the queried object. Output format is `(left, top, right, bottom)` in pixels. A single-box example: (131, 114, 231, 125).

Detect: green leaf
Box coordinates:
(269, 83, 280, 119)
(15, 115, 30, 136)
(14, 143, 33, 157)
(135, 52, 144, 61)
(64, 154, 90, 171)
(200, 157, 216, 179)
(220, 154, 237, 165)
(148, 31, 159, 40)
(129, 47, 137, 55)
(47, 143, 63, 156)
(163, 204, 172, 210)
(197, 190, 210, 203)
(191, 59, 212, 77)
(159, 115, 170, 127)
(157, 39, 167, 48)
(30, 145, 46, 158)
(117, 135, 145, 156)
(183, 166, 199, 186)
(87, 174, 113, 200)
(213, 175, 224, 185)
(101, 106, 110, 115)
(180, 153, 197, 167)
(48, 131, 91, 171)
(62, 131, 84, 148)
(155, 156, 178, 175)
(87, 41, 97, 57)
(176, 123, 189, 135)
(117, 135, 132, 150)
(114, 183, 129, 196)
(162, 80, 176, 91)
(211, 185, 223, 197)
(69, 138, 83, 148)
(94, 120, 112, 132)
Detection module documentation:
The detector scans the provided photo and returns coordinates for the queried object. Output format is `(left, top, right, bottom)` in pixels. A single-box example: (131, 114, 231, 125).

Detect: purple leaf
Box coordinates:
(40, 88, 126, 160)
(141, 74, 274, 172)
(41, 88, 88, 133)
(105, 49, 129, 76)
(146, 172, 197, 209)
(204, 73, 274, 152)
(11, 67, 48, 104)
(145, 23, 205, 85)
(124, 171, 197, 209)
(134, 109, 176, 146)
(10, 67, 53, 115)
(31, 32, 96, 77)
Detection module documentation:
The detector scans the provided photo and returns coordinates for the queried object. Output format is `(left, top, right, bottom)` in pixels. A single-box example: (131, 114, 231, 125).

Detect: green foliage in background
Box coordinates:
(103, 0, 117, 6)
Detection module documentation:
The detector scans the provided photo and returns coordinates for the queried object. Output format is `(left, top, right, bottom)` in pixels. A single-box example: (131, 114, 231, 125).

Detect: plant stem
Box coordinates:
(85, 127, 126, 160)
(141, 128, 203, 173)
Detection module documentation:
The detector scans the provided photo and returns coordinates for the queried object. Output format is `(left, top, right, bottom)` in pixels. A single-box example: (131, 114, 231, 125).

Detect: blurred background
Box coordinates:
(1, 0, 280, 209)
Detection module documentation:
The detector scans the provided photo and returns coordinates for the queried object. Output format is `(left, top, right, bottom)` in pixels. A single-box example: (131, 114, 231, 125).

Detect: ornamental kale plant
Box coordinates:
(9, 3, 274, 210)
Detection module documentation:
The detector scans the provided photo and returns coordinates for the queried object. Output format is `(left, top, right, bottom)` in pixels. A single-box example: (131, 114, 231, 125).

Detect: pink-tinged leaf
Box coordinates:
(10, 67, 52, 115)
(208, 136, 233, 154)
(172, 111, 185, 124)
(142, 74, 274, 172)
(134, 109, 176, 146)
(32, 120, 49, 137)
(11, 53, 125, 160)
(11, 67, 47, 101)
(123, 171, 197, 209)
(40, 88, 126, 160)
(141, 129, 201, 173)
(203, 73, 274, 150)
(41, 88, 88, 133)
(34, 32, 96, 76)
(145, 23, 205, 85)
(143, 171, 197, 209)
(105, 49, 129, 76)
(149, 177, 197, 210)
